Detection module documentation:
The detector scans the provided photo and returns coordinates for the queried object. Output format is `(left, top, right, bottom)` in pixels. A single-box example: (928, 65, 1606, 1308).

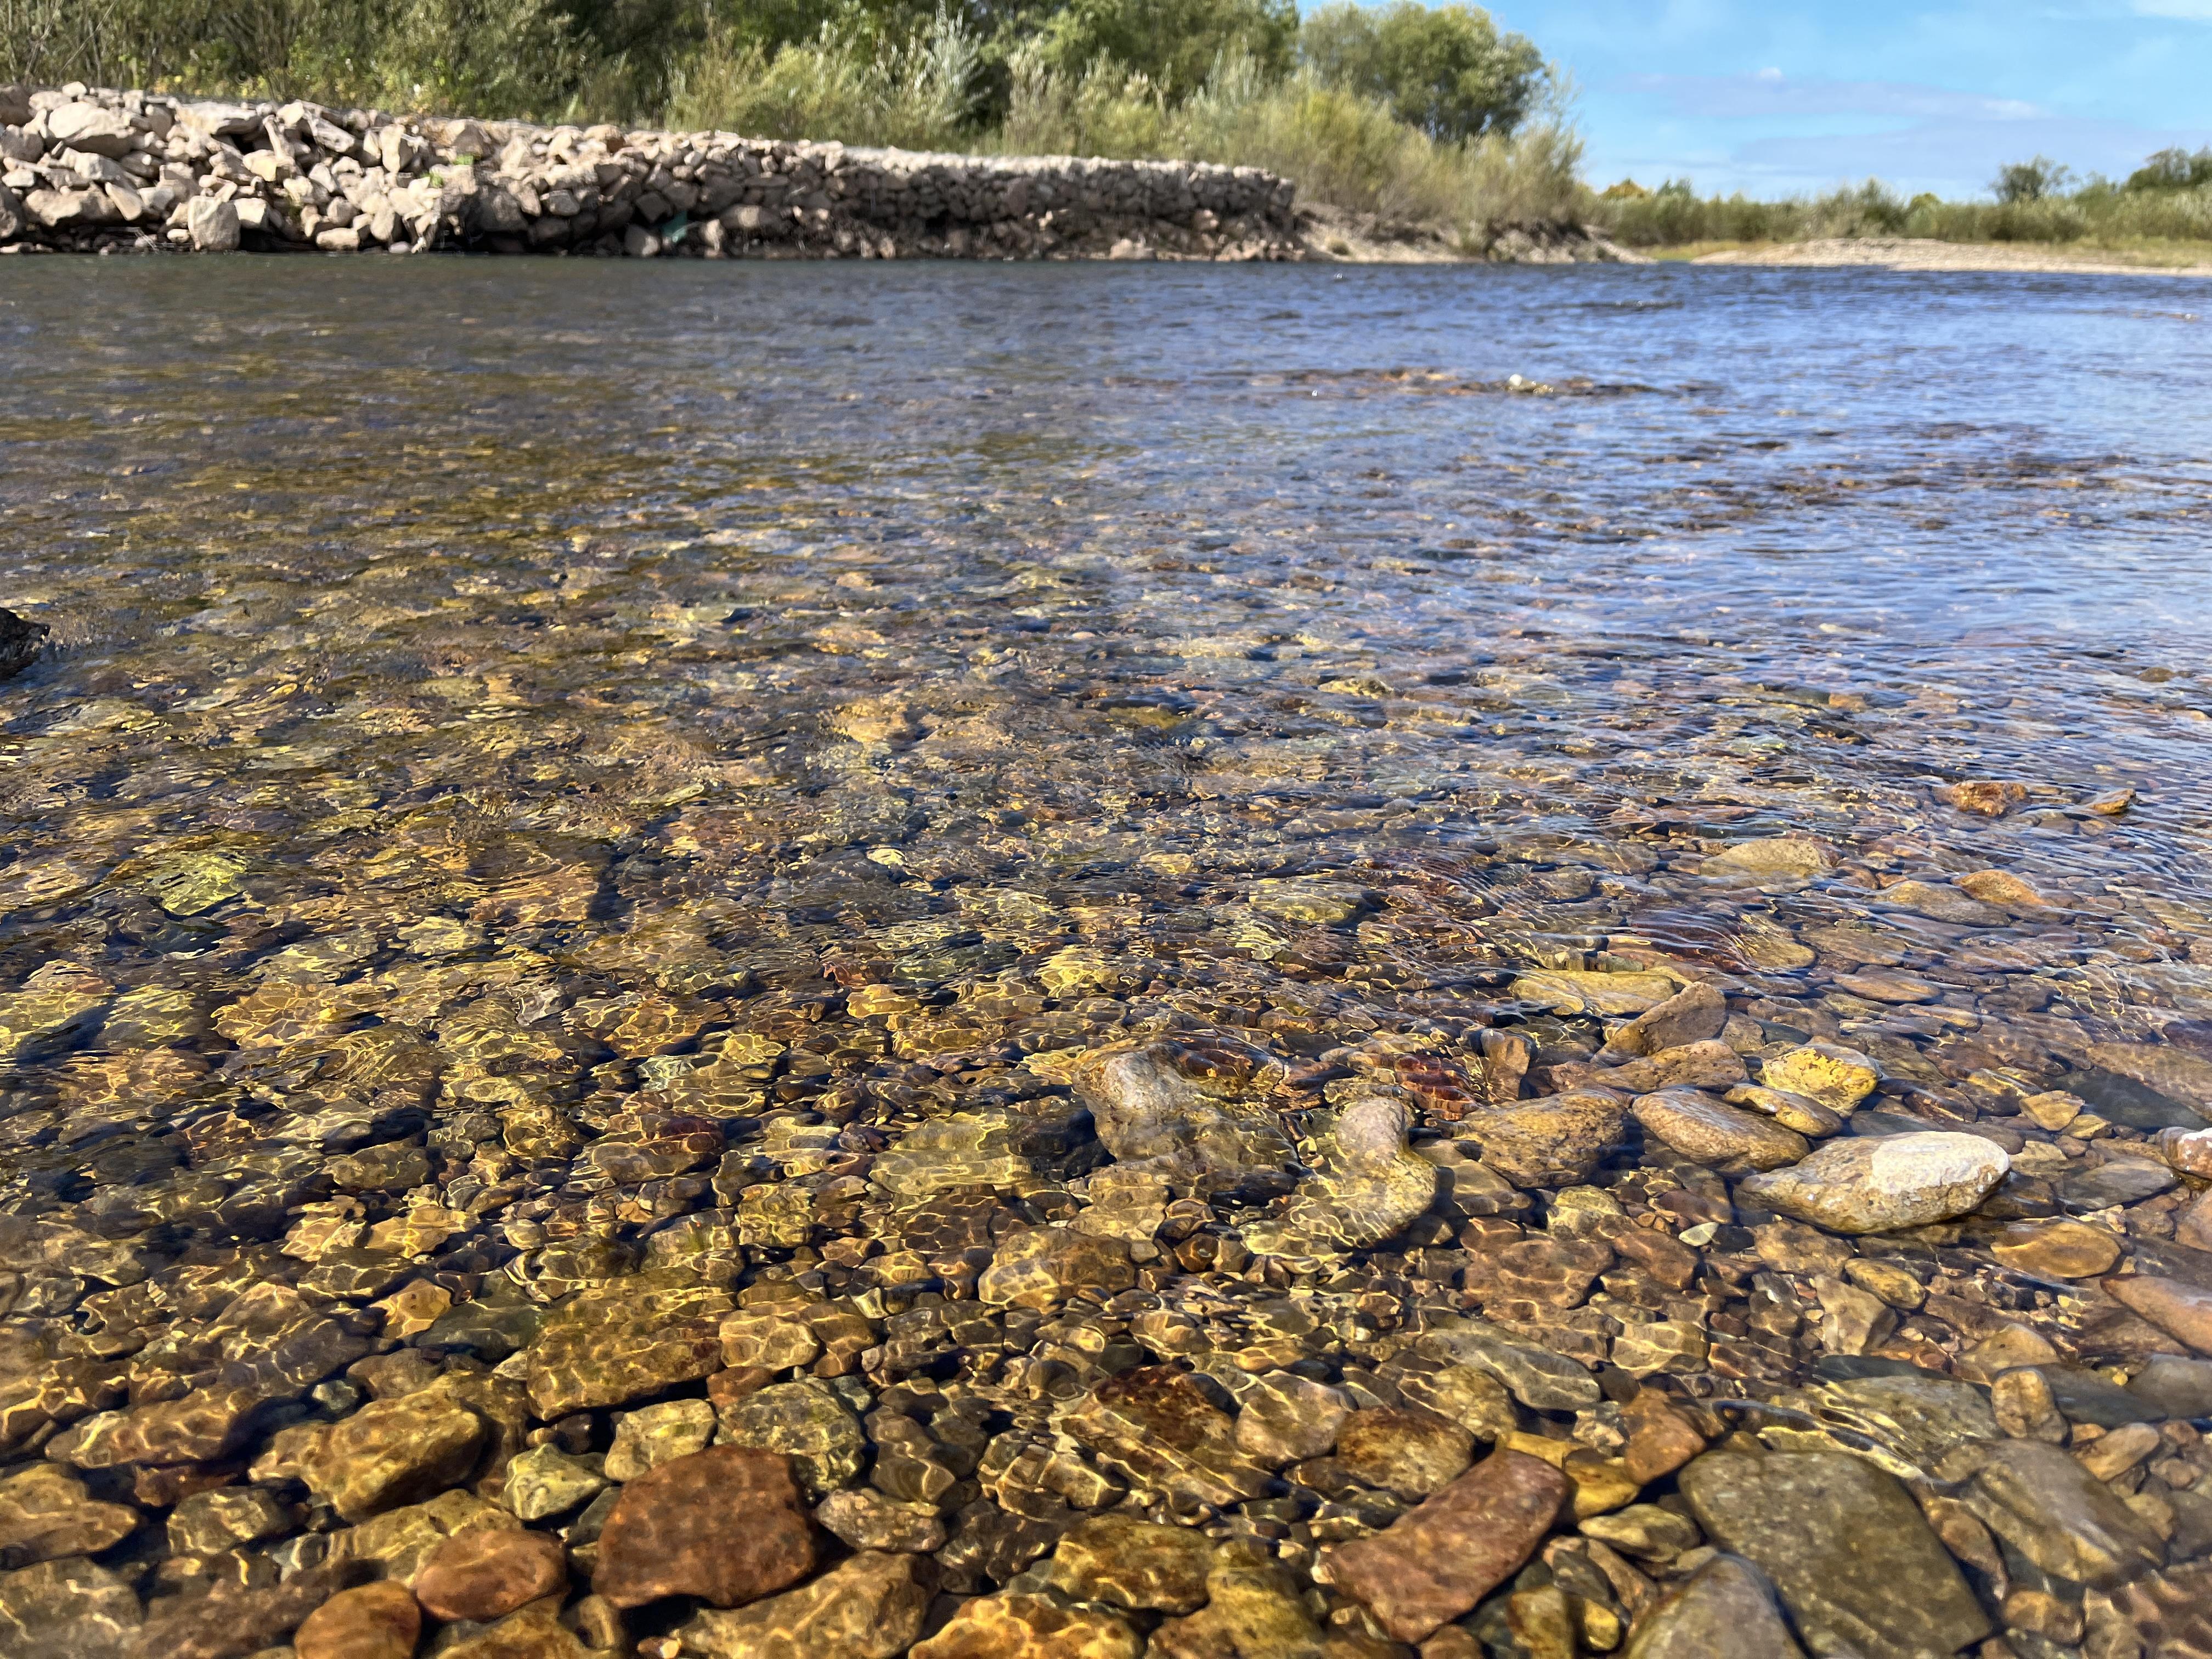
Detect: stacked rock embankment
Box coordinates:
(0, 82, 1303, 260)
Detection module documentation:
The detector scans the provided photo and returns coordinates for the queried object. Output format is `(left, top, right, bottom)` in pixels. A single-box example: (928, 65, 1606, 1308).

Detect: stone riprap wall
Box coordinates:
(0, 83, 1302, 261)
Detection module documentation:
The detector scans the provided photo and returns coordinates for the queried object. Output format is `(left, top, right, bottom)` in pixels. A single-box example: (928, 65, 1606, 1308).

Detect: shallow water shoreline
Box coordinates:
(1689, 236, 2212, 278)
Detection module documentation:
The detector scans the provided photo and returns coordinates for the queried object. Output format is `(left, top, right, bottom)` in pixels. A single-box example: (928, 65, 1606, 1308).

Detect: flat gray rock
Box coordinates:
(2057, 1157, 2177, 1210)
(1624, 1553, 1806, 1658)
(2032, 1364, 2162, 1428)
(1680, 1451, 1990, 1659)
(2130, 1354, 2212, 1420)
(1737, 1131, 2008, 1234)
(1963, 1438, 2166, 1589)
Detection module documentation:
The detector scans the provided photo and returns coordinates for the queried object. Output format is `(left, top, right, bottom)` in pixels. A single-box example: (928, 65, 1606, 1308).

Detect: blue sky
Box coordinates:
(1474, 1, 2212, 198)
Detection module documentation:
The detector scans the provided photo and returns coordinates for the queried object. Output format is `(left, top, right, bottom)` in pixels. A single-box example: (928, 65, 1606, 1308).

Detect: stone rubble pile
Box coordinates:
(0, 82, 1302, 261)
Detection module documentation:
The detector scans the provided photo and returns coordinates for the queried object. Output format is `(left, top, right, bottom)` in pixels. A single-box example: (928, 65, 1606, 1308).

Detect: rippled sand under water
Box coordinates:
(0, 260, 2210, 1657)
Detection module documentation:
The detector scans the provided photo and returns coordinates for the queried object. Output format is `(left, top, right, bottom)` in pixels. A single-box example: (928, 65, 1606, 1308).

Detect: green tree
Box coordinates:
(1299, 1, 1545, 142)
(1029, 0, 1296, 101)
(365, 0, 583, 114)
(2125, 145, 2212, 193)
(1992, 155, 2073, 204)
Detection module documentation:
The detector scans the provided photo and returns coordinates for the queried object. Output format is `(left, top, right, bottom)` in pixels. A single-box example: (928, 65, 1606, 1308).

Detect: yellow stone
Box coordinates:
(1561, 1452, 1642, 1519)
(373, 1279, 454, 1339)
(1736, 927, 1816, 970)
(1758, 1043, 1880, 1113)
(2020, 1091, 2084, 1131)
(1040, 946, 1121, 998)
(140, 849, 251, 915)
(1991, 1220, 2123, 1279)
(366, 1205, 466, 1257)
(1511, 969, 1680, 1017)
(281, 1204, 369, 1262)
(720, 1310, 823, 1372)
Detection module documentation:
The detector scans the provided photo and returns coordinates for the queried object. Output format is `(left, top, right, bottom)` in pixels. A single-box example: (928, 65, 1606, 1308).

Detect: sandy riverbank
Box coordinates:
(1690, 236, 2212, 278)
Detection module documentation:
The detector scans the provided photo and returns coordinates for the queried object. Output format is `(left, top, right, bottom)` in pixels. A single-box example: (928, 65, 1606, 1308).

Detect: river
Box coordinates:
(1, 258, 2209, 1654)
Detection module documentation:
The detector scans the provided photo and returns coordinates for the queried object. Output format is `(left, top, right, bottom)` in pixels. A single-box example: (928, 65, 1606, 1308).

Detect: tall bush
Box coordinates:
(1028, 0, 1295, 102)
(667, 7, 981, 149)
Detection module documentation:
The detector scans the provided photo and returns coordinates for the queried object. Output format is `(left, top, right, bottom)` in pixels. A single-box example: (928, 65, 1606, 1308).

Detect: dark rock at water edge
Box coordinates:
(0, 608, 46, 679)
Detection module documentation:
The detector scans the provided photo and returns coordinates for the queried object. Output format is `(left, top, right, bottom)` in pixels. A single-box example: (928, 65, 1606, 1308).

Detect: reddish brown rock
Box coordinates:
(294, 1582, 422, 1659)
(1319, 1448, 1567, 1642)
(1991, 1220, 2123, 1280)
(415, 1527, 567, 1622)
(592, 1446, 815, 1610)
(1622, 1392, 1706, 1486)
(2107, 1274, 2212, 1355)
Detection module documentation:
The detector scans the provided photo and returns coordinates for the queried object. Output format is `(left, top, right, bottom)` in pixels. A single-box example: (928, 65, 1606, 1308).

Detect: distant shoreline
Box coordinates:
(1306, 221, 2212, 275)
(1680, 236, 2212, 279)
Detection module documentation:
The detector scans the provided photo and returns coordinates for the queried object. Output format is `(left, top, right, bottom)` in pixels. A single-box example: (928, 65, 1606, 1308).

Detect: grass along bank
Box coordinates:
(1589, 168, 2212, 272)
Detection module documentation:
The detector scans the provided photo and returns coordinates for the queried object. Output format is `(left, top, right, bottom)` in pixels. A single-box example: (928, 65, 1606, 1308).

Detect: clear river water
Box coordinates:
(1, 258, 2210, 1657)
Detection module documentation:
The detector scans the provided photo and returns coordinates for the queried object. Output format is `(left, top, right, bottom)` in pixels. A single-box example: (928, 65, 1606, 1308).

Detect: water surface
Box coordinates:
(2, 257, 2210, 1640)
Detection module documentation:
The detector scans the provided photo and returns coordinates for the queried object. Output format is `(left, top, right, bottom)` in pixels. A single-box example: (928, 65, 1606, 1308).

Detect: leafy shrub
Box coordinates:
(668, 8, 982, 149)
(992, 45, 1172, 159)
(1, 0, 137, 87)
(2127, 146, 2212, 193)
(2, 0, 582, 116)
(1028, 0, 1295, 102)
(989, 46, 1578, 228)
(1592, 167, 2212, 250)
(1993, 155, 2073, 204)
